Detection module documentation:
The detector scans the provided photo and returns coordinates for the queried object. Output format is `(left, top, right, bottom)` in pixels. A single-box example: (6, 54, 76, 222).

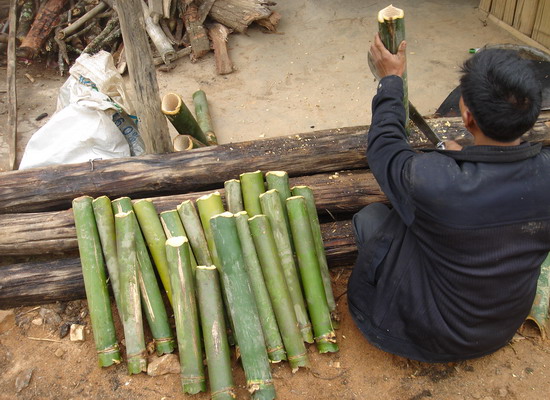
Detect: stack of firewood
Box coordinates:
(4, 0, 279, 75)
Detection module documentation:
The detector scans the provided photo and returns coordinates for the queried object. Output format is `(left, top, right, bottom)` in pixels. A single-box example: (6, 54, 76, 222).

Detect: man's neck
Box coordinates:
(471, 128, 521, 147)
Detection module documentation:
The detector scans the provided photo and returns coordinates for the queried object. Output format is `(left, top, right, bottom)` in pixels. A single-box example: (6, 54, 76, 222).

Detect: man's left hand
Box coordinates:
(369, 33, 407, 78)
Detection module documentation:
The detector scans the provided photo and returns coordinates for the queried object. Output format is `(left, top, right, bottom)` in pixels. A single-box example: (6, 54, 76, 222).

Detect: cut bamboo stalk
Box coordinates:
(112, 197, 175, 356)
(259, 189, 313, 343)
(192, 90, 218, 145)
(265, 171, 293, 247)
(196, 265, 236, 400)
(210, 213, 275, 400)
(92, 196, 122, 309)
(378, 4, 408, 129)
(162, 93, 209, 145)
(166, 236, 206, 394)
(133, 199, 172, 302)
(173, 134, 207, 151)
(195, 192, 225, 266)
(177, 200, 213, 266)
(224, 179, 244, 214)
(72, 196, 121, 367)
(248, 215, 310, 371)
(240, 171, 266, 217)
(286, 196, 338, 354)
(291, 186, 336, 314)
(527, 253, 550, 339)
(235, 211, 286, 363)
(159, 209, 198, 270)
(115, 211, 148, 374)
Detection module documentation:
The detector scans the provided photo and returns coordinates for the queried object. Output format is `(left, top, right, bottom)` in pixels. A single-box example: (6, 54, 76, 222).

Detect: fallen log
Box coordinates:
(0, 219, 355, 309)
(0, 170, 385, 257)
(204, 0, 274, 33)
(183, 3, 210, 60)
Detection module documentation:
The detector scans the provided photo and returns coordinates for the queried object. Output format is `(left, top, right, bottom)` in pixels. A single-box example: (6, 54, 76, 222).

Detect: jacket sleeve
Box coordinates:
(367, 75, 416, 225)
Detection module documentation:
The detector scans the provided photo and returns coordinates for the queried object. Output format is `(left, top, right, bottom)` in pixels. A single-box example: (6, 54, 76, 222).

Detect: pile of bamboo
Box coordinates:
(7, 0, 279, 75)
(73, 170, 337, 398)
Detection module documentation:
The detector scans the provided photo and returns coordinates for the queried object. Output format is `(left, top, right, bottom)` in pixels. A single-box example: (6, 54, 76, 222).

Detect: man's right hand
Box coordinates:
(369, 33, 407, 78)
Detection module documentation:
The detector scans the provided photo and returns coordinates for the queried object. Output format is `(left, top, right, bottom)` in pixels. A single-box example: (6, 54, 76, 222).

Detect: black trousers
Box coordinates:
(352, 203, 390, 248)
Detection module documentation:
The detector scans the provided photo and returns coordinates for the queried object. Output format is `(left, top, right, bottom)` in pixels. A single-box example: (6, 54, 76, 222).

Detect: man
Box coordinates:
(347, 34, 549, 362)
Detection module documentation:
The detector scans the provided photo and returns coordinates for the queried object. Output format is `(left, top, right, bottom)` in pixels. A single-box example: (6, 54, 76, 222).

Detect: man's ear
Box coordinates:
(460, 101, 478, 133)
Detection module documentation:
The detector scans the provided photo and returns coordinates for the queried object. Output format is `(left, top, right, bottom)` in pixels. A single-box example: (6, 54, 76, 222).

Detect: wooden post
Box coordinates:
(116, 0, 172, 154)
(4, 0, 17, 171)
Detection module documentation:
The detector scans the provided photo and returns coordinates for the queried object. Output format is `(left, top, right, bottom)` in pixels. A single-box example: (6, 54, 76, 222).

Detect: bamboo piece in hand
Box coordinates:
(133, 199, 172, 302)
(92, 196, 122, 309)
(72, 196, 121, 367)
(196, 265, 236, 400)
(378, 4, 408, 129)
(235, 211, 286, 363)
(291, 186, 336, 314)
(193, 90, 218, 145)
(160, 209, 198, 271)
(166, 237, 206, 394)
(195, 192, 225, 266)
(224, 179, 244, 214)
(211, 213, 275, 400)
(162, 93, 209, 145)
(286, 196, 338, 354)
(265, 171, 294, 248)
(240, 171, 266, 217)
(112, 197, 175, 356)
(260, 189, 313, 343)
(177, 200, 213, 266)
(115, 211, 148, 373)
(249, 215, 310, 371)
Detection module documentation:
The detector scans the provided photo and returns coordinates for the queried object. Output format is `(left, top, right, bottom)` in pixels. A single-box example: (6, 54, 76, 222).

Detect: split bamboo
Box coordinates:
(166, 236, 206, 394)
(249, 215, 310, 371)
(72, 196, 121, 368)
(162, 93, 209, 145)
(240, 171, 266, 217)
(177, 200, 213, 266)
(286, 196, 338, 354)
(193, 89, 218, 145)
(265, 171, 293, 248)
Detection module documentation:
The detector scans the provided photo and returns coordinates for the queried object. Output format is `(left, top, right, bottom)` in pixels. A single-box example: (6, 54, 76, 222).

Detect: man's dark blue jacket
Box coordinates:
(347, 75, 550, 362)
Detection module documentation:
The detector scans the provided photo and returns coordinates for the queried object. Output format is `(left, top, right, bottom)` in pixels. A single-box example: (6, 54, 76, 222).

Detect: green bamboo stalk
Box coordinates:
(235, 211, 286, 363)
(193, 89, 218, 145)
(133, 199, 172, 302)
(92, 196, 122, 310)
(259, 189, 313, 343)
(378, 4, 408, 129)
(112, 197, 175, 356)
(160, 209, 199, 271)
(240, 171, 266, 217)
(177, 200, 213, 266)
(291, 186, 336, 314)
(224, 179, 244, 214)
(72, 196, 121, 368)
(287, 196, 338, 354)
(195, 192, 225, 266)
(166, 236, 206, 394)
(173, 134, 207, 151)
(265, 171, 293, 244)
(196, 265, 236, 400)
(249, 215, 310, 371)
(115, 211, 148, 374)
(162, 92, 209, 145)
(527, 253, 550, 339)
(210, 213, 275, 400)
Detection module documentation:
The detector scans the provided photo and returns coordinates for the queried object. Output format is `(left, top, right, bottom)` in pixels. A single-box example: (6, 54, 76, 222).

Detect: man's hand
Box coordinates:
(443, 140, 463, 151)
(369, 33, 407, 78)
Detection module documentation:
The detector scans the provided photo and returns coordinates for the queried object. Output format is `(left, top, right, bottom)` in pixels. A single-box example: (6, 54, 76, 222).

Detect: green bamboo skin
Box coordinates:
(265, 171, 293, 246)
(112, 197, 175, 356)
(528, 253, 550, 339)
(72, 196, 121, 368)
(177, 200, 213, 266)
(224, 179, 245, 214)
(240, 171, 266, 217)
(235, 211, 286, 363)
(92, 196, 122, 310)
(196, 266, 236, 400)
(211, 213, 276, 400)
(249, 215, 310, 371)
(133, 199, 172, 302)
(160, 209, 199, 271)
(286, 196, 338, 354)
(192, 89, 218, 145)
(166, 237, 206, 394)
(115, 211, 148, 374)
(259, 189, 313, 343)
(378, 5, 408, 129)
(162, 92, 209, 145)
(291, 186, 336, 313)
(196, 192, 225, 267)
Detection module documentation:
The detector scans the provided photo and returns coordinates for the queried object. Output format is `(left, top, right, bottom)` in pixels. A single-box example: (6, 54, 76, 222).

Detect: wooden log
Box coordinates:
(116, 0, 173, 154)
(183, 3, 210, 60)
(205, 0, 273, 33)
(0, 169, 384, 257)
(3, 0, 16, 171)
(0, 220, 355, 309)
(207, 23, 233, 75)
(0, 118, 549, 214)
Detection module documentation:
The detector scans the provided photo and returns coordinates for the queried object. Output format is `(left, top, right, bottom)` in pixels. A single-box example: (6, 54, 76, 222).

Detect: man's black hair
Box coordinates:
(459, 48, 541, 142)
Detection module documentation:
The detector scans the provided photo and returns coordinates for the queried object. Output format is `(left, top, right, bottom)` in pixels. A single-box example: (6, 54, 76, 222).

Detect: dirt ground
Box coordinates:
(2, 0, 550, 399)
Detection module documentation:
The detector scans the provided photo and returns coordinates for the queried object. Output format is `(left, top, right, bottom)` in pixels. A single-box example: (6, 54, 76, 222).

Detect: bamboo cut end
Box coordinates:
(166, 236, 188, 247)
(196, 265, 217, 271)
(286, 195, 305, 202)
(259, 188, 278, 199)
(161, 93, 183, 115)
(92, 195, 110, 204)
(72, 195, 93, 205)
(176, 199, 192, 211)
(235, 210, 248, 217)
(173, 135, 194, 151)
(265, 171, 287, 178)
(378, 4, 404, 23)
(134, 198, 153, 205)
(248, 214, 266, 222)
(214, 211, 234, 219)
(197, 191, 221, 202)
(239, 170, 263, 179)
